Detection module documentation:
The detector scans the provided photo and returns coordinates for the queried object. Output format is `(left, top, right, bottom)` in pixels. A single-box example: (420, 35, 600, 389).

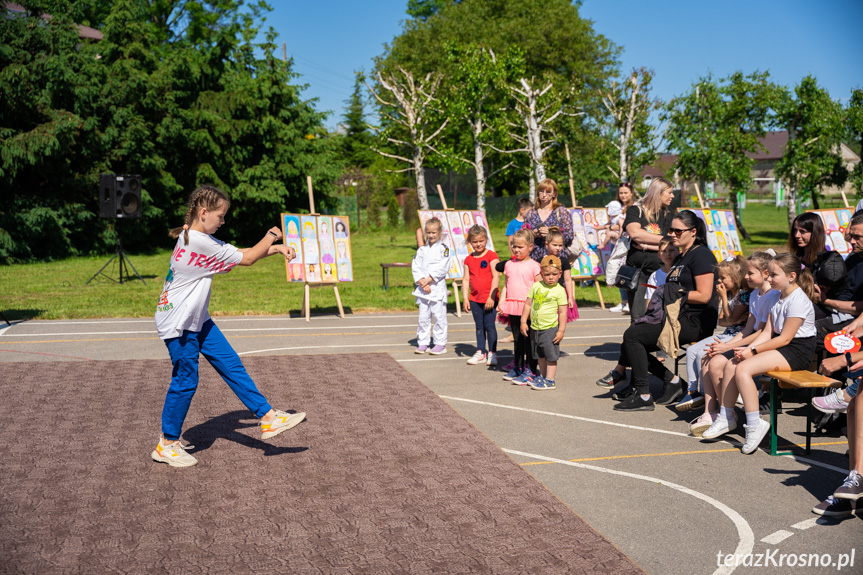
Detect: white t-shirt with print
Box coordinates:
(155, 230, 244, 340)
(749, 288, 781, 327)
(645, 268, 669, 300)
(770, 286, 816, 337)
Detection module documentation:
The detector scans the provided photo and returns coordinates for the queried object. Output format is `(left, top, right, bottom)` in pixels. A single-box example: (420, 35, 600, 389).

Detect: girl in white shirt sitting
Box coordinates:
(702, 253, 817, 454)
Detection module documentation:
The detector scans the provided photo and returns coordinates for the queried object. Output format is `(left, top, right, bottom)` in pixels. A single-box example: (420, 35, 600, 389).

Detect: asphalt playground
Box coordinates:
(1, 305, 859, 574)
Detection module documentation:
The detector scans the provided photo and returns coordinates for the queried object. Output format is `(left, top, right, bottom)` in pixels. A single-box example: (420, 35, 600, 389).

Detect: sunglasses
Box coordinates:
(667, 227, 694, 237)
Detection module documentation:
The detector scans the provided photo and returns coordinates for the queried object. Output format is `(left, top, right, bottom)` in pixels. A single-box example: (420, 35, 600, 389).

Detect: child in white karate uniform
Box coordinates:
(413, 218, 452, 355)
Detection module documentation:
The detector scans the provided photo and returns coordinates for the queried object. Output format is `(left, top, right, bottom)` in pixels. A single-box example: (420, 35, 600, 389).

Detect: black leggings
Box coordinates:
(619, 316, 705, 395)
(509, 315, 538, 372)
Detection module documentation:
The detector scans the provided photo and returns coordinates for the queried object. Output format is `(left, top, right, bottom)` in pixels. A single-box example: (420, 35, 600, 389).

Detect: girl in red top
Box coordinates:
(462, 225, 501, 366)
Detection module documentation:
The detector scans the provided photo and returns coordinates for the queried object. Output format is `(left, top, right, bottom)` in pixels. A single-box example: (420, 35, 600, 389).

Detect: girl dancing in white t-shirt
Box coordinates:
(152, 185, 305, 467)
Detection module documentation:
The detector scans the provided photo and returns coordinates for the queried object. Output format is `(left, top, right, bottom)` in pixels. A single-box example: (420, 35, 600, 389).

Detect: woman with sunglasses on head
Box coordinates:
(609, 210, 719, 411)
(620, 178, 676, 320)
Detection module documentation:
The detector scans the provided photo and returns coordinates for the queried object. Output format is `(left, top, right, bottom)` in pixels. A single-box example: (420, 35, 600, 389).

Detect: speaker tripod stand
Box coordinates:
(86, 234, 146, 286)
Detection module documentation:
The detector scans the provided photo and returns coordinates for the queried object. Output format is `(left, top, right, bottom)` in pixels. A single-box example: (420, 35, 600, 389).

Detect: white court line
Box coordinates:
(440, 396, 691, 437)
(760, 530, 794, 545)
(440, 396, 850, 475)
(503, 448, 754, 575)
(400, 350, 621, 362)
(791, 518, 821, 531)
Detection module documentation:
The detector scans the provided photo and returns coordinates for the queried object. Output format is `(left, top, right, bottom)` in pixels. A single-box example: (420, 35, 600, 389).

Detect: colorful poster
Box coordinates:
(282, 214, 304, 283)
(569, 208, 605, 277)
(334, 216, 353, 281)
(687, 209, 743, 261)
(300, 215, 321, 283)
(471, 211, 494, 251)
(281, 213, 354, 284)
(447, 211, 471, 273)
(807, 209, 853, 256)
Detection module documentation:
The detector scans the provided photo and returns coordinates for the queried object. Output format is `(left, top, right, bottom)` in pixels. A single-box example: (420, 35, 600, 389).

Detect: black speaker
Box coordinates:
(99, 174, 142, 219)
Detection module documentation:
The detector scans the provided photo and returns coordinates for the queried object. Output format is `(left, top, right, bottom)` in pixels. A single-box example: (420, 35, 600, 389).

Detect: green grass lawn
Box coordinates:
(0, 202, 797, 320)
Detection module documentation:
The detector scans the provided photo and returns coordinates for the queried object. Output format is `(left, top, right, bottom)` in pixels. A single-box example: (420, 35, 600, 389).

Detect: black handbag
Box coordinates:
(614, 264, 642, 291)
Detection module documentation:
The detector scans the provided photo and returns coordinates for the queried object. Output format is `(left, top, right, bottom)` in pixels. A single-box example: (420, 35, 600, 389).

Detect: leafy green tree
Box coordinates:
(775, 75, 847, 220)
(664, 71, 779, 240)
(0, 0, 341, 262)
(845, 88, 863, 199)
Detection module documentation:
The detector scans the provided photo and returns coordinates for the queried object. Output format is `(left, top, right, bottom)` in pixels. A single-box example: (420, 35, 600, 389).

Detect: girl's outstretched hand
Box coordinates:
(268, 226, 283, 241)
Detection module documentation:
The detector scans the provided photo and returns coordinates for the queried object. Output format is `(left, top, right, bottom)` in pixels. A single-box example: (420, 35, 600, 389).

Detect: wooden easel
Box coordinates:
(435, 184, 463, 318)
(301, 176, 345, 322)
(693, 183, 706, 209)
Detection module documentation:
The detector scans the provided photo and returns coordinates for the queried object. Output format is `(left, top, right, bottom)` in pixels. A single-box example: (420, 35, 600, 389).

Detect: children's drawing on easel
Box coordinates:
(283, 214, 305, 282)
(838, 209, 852, 229)
(716, 231, 729, 258)
(470, 211, 494, 250)
(300, 215, 321, 283)
(725, 212, 736, 231)
(447, 211, 470, 269)
(729, 232, 742, 254)
(569, 209, 588, 251)
(338, 261, 352, 281)
(830, 231, 849, 253)
(317, 216, 337, 283)
(822, 211, 840, 232)
(702, 210, 715, 232)
(333, 215, 353, 282)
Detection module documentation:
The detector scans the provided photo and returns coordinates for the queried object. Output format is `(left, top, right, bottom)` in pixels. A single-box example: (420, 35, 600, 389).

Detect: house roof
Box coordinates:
(4, 2, 104, 40)
(747, 130, 788, 160)
(640, 154, 677, 178)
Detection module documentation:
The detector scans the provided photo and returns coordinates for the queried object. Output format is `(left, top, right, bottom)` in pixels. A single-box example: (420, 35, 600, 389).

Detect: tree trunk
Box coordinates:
(786, 185, 797, 227)
(413, 146, 429, 210)
(811, 189, 820, 210)
(474, 140, 486, 210)
(729, 191, 751, 241)
(528, 167, 536, 202)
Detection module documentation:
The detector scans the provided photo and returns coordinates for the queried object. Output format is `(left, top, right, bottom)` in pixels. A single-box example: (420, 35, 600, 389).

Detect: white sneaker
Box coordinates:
(261, 410, 306, 440)
(152, 438, 198, 467)
(812, 389, 850, 414)
(689, 412, 716, 437)
(741, 419, 771, 454)
(609, 303, 624, 313)
(702, 416, 738, 440)
(486, 352, 497, 366)
(621, 303, 630, 314)
(466, 350, 487, 365)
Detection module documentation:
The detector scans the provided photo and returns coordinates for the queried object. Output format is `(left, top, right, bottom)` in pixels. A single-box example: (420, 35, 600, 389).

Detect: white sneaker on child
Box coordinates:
(609, 303, 625, 313)
(466, 350, 487, 365)
(741, 419, 771, 454)
(702, 415, 738, 440)
(486, 352, 497, 366)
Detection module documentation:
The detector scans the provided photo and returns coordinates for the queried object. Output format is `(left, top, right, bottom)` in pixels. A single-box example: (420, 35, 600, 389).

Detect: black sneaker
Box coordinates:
(596, 370, 625, 388)
(655, 381, 685, 405)
(812, 495, 854, 517)
(612, 385, 637, 401)
(834, 471, 863, 501)
(614, 394, 655, 411)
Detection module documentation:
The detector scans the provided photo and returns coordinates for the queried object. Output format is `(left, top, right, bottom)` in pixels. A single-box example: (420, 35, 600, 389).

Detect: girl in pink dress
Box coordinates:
(498, 229, 542, 381)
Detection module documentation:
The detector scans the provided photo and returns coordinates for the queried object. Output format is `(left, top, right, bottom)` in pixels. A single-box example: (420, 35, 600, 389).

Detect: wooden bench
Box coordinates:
(765, 370, 842, 456)
(380, 262, 411, 292)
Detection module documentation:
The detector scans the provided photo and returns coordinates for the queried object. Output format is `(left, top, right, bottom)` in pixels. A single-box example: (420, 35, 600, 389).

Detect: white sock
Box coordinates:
(719, 406, 735, 421)
(640, 394, 651, 401)
(668, 375, 680, 384)
(745, 411, 761, 427)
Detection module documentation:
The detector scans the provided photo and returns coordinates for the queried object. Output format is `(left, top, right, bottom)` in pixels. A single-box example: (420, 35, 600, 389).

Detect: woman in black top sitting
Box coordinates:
(787, 212, 846, 320)
(622, 177, 675, 320)
(613, 210, 719, 411)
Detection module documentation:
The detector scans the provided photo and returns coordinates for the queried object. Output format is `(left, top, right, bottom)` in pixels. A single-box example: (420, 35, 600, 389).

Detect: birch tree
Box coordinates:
(599, 68, 660, 184)
(366, 68, 448, 209)
(495, 77, 576, 201)
(433, 45, 521, 209)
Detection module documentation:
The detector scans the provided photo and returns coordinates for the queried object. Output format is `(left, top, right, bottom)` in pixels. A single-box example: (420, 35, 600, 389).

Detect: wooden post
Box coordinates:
(693, 182, 706, 209)
(307, 175, 315, 214)
(451, 280, 462, 318)
(841, 190, 850, 208)
(303, 283, 311, 322)
(436, 184, 449, 210)
(565, 143, 577, 207)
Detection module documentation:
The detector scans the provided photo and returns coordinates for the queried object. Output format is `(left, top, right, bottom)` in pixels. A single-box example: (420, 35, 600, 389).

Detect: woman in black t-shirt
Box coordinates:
(787, 212, 846, 320)
(608, 210, 718, 412)
(622, 178, 675, 320)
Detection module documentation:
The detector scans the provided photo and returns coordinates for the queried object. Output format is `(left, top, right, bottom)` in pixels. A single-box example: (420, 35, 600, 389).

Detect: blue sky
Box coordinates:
(261, 1, 863, 130)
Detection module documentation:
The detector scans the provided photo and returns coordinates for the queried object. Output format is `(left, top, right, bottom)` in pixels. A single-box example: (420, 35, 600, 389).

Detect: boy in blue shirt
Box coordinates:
(505, 198, 534, 248)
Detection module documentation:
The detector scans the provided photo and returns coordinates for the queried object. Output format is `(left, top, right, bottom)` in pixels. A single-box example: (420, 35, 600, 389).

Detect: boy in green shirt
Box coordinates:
(520, 255, 568, 390)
